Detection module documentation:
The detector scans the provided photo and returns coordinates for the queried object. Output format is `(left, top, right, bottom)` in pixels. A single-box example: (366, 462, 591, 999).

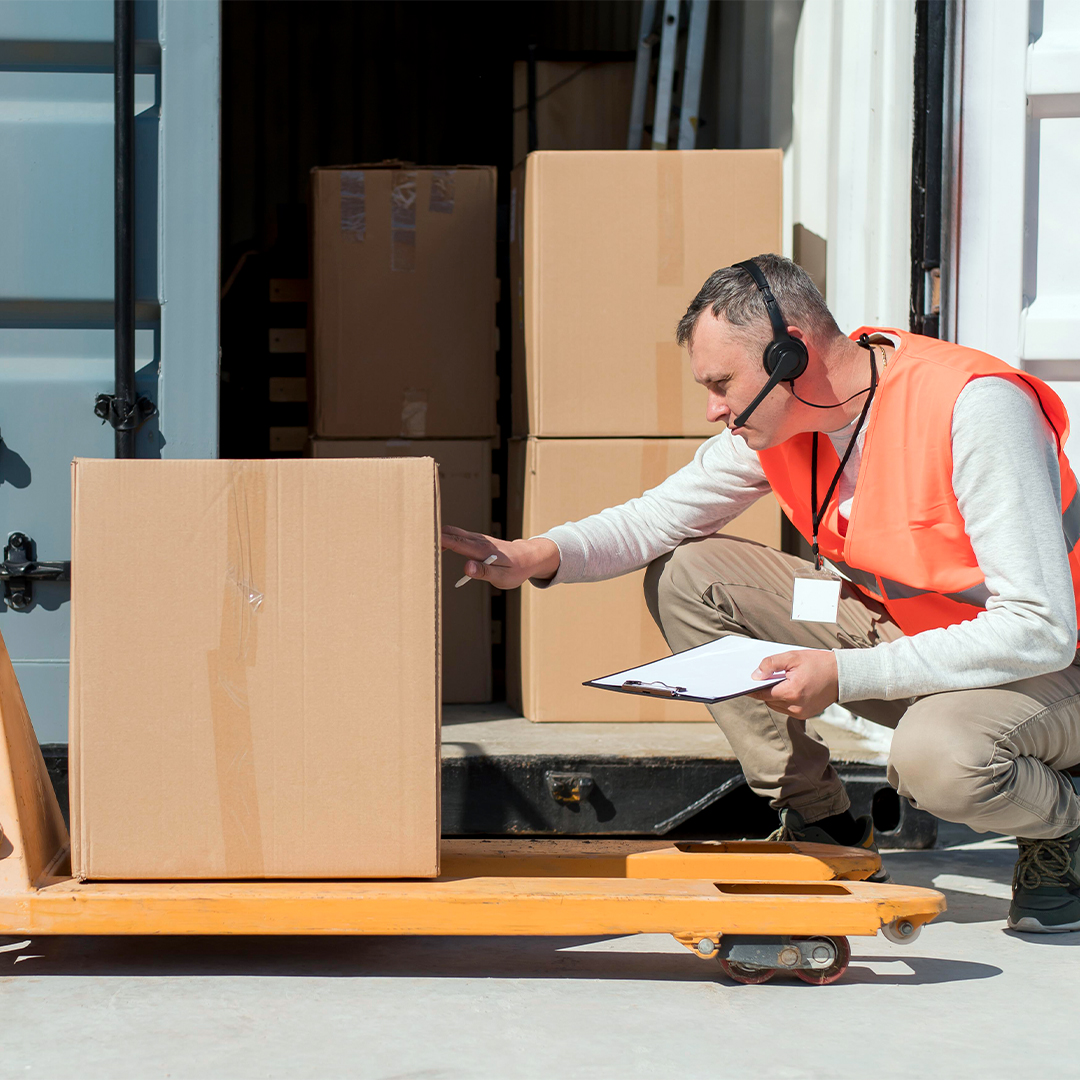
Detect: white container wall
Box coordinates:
(955, 0, 1080, 447)
(785, 0, 916, 333)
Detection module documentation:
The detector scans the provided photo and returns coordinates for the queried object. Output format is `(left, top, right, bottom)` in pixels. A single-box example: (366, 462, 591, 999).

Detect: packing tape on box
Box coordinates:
(655, 341, 684, 434)
(340, 170, 366, 241)
(391, 169, 418, 272)
(429, 169, 456, 214)
(401, 389, 429, 437)
(208, 463, 267, 874)
(656, 153, 684, 288)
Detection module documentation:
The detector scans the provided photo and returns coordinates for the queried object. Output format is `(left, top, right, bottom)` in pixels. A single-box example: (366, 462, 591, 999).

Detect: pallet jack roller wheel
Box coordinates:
(881, 918, 922, 944)
(791, 936, 850, 985)
(718, 958, 777, 984)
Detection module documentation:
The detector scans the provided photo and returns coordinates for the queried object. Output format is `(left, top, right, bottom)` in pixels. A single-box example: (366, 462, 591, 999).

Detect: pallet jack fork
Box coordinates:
(0, 637, 945, 985)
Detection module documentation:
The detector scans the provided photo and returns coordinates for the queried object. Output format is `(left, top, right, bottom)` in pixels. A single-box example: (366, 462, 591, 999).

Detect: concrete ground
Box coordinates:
(2, 822, 1077, 1080)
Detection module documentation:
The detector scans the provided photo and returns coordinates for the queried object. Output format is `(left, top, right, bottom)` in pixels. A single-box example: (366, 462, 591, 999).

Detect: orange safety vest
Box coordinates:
(757, 327, 1080, 638)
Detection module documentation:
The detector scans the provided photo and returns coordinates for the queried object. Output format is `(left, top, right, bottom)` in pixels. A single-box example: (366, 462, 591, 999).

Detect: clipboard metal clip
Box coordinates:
(622, 679, 687, 698)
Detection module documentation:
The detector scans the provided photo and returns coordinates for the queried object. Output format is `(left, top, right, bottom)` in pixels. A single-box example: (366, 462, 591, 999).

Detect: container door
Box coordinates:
(955, 0, 1080, 446)
(0, 0, 219, 744)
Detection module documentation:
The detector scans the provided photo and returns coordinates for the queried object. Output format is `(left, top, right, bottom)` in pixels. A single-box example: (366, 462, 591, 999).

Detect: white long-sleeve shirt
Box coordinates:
(538, 375, 1078, 704)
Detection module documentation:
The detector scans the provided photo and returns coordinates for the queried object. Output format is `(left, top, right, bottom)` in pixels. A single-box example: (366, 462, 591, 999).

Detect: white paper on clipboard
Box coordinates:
(586, 636, 810, 704)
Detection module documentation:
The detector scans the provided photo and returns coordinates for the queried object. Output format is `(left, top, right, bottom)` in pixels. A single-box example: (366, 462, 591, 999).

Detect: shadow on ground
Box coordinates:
(0, 931, 1001, 987)
(881, 820, 1018, 925)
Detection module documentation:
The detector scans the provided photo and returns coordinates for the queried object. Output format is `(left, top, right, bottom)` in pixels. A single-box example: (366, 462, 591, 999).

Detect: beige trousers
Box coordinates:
(643, 535, 1080, 839)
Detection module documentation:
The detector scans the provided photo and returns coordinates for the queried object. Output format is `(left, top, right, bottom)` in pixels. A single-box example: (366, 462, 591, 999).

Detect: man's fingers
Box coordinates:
(752, 651, 798, 680)
(455, 554, 499, 588)
(441, 526, 491, 556)
(470, 554, 499, 578)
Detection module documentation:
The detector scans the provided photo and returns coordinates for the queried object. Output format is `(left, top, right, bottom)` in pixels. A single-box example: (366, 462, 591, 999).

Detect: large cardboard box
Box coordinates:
(70, 458, 441, 880)
(510, 150, 783, 437)
(311, 164, 497, 439)
(508, 437, 782, 722)
(309, 439, 493, 704)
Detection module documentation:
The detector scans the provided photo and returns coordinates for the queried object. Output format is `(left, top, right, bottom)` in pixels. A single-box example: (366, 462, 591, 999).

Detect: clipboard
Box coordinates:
(584, 636, 809, 704)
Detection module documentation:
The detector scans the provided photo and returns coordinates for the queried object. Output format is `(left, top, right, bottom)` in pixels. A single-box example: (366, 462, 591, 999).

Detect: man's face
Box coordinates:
(688, 311, 794, 450)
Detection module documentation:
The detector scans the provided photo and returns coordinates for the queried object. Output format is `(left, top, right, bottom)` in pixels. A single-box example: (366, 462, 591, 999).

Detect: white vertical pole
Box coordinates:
(677, 0, 710, 149)
(652, 0, 681, 149)
(954, 0, 1028, 366)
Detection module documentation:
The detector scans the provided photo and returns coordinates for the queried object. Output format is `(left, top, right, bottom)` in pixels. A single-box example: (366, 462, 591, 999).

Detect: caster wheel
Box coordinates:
(881, 918, 922, 944)
(792, 936, 850, 985)
(718, 958, 777, 984)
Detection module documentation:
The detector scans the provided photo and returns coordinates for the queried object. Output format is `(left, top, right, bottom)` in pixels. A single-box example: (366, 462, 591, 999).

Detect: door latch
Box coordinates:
(0, 533, 71, 611)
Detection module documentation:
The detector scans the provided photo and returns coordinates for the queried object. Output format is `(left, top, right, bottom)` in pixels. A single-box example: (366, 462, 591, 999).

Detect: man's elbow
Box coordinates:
(1044, 618, 1078, 673)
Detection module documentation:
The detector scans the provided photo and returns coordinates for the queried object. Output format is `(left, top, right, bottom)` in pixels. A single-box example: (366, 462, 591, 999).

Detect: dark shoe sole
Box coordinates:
(1008, 914, 1080, 933)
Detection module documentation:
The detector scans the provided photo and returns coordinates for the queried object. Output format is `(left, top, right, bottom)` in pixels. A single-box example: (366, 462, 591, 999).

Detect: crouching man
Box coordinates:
(442, 254, 1080, 933)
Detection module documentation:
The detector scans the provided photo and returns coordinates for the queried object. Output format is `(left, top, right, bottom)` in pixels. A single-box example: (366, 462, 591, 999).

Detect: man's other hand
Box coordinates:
(747, 649, 839, 719)
(441, 526, 561, 590)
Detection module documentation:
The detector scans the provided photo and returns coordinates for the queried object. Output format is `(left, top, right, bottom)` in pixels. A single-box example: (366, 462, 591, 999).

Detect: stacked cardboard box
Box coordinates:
(309, 164, 498, 440)
(509, 150, 785, 722)
(70, 458, 441, 880)
(309, 164, 498, 702)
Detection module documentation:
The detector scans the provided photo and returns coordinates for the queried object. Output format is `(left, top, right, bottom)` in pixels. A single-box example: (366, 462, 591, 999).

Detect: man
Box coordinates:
(442, 254, 1080, 933)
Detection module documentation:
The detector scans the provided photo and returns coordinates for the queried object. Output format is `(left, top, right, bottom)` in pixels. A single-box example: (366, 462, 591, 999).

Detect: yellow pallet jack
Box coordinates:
(0, 638, 945, 985)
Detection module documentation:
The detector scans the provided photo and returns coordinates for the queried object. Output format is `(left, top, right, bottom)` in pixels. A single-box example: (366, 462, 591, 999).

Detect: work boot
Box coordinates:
(1008, 824, 1080, 933)
(767, 807, 891, 883)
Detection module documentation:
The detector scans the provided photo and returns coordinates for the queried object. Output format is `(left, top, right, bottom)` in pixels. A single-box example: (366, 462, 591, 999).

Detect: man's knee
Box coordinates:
(642, 549, 674, 628)
(644, 536, 750, 616)
(888, 706, 997, 822)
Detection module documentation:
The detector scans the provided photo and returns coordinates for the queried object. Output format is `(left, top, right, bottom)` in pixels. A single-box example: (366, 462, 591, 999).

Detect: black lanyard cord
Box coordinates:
(810, 342, 879, 569)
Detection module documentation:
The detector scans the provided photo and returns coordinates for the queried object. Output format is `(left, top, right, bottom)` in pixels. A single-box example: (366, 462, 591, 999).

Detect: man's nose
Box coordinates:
(706, 392, 728, 425)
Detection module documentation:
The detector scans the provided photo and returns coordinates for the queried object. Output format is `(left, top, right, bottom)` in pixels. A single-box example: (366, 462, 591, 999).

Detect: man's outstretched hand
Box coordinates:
(748, 649, 839, 719)
(441, 526, 561, 590)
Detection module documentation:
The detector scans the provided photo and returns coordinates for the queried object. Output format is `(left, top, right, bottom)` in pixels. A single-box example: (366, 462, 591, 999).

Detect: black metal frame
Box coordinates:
(99, 0, 154, 456)
(114, 0, 136, 457)
(910, 0, 947, 337)
(442, 754, 937, 849)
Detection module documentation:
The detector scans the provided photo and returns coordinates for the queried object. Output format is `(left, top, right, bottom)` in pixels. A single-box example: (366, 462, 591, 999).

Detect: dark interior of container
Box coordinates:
(217, 0, 800, 697)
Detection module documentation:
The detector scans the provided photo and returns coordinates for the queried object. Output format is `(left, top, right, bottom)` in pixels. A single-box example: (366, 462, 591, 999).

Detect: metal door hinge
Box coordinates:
(0, 533, 71, 611)
(94, 393, 156, 432)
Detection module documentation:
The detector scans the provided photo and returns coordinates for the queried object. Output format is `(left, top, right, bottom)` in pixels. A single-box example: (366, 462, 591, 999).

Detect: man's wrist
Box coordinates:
(517, 537, 561, 582)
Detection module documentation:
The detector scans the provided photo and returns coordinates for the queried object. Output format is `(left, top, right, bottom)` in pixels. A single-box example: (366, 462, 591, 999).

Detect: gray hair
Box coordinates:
(675, 254, 841, 351)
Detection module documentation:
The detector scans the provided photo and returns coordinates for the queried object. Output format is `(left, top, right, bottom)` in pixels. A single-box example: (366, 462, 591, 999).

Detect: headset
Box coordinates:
(730, 260, 809, 429)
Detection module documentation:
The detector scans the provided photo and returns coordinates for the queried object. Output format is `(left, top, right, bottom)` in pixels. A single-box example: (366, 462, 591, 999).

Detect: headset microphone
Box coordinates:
(730, 260, 809, 430)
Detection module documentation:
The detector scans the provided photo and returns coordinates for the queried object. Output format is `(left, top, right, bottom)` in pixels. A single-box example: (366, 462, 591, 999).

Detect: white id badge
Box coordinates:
(791, 567, 842, 623)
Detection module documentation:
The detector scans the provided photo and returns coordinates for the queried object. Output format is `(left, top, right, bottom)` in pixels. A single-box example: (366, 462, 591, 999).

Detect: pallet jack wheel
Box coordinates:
(718, 958, 777, 984)
(791, 936, 851, 985)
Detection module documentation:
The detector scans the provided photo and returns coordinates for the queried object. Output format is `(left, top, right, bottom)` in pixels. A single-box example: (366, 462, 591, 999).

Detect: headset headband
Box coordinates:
(734, 259, 790, 342)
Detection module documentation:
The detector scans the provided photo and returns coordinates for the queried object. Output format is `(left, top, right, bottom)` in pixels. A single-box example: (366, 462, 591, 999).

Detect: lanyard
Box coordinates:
(810, 345, 879, 570)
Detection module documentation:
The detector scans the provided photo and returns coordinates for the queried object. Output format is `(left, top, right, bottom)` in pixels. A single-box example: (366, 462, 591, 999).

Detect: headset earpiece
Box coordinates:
(763, 335, 808, 381)
(734, 259, 808, 382)
(729, 259, 809, 429)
